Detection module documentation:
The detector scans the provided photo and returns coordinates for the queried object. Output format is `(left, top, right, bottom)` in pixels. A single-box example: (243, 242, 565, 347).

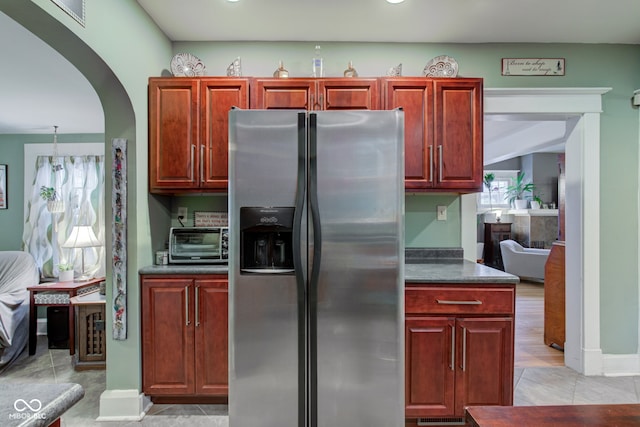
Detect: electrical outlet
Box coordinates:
(177, 207, 188, 219)
(437, 205, 447, 221)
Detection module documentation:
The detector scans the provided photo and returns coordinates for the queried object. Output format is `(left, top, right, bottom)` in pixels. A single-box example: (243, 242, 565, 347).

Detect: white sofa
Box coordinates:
(499, 239, 550, 281)
(0, 251, 39, 371)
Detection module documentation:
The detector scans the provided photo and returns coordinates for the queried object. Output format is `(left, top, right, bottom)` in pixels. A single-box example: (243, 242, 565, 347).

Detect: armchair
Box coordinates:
(0, 251, 39, 371)
(499, 239, 550, 281)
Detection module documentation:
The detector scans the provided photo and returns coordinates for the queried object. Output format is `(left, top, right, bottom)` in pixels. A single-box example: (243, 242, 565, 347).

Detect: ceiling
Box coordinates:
(1, 1, 639, 162)
(136, 0, 640, 44)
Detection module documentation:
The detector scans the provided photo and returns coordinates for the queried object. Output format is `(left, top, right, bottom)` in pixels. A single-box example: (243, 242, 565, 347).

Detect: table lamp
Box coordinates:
(62, 225, 102, 281)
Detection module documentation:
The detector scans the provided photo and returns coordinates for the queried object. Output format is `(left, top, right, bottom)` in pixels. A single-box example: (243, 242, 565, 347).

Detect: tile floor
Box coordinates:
(5, 342, 640, 426)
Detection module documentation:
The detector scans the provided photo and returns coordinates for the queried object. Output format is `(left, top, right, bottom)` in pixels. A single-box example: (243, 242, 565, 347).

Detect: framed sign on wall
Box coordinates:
(502, 58, 565, 76)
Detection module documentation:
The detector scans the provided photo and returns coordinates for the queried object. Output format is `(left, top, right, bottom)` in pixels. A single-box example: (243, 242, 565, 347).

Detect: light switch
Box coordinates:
(178, 207, 188, 219)
(437, 205, 447, 221)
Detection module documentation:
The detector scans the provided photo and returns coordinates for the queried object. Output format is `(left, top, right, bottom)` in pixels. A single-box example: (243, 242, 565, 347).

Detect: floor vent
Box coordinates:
(417, 417, 466, 426)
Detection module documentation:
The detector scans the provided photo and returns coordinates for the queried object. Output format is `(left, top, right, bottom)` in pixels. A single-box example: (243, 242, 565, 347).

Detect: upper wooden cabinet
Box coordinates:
(148, 76, 482, 193)
(250, 78, 380, 110)
(149, 77, 249, 193)
(383, 78, 483, 192)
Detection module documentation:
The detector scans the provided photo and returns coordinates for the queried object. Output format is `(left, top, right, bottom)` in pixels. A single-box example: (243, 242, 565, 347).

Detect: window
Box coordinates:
(22, 145, 105, 279)
(478, 170, 519, 211)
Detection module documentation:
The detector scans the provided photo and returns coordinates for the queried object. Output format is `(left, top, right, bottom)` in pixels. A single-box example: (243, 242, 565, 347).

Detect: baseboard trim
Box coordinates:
(583, 347, 604, 376)
(602, 353, 640, 376)
(97, 389, 152, 421)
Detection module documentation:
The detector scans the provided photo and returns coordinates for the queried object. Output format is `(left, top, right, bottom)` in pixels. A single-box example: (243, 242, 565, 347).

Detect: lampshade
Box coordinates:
(63, 226, 101, 248)
(62, 225, 102, 282)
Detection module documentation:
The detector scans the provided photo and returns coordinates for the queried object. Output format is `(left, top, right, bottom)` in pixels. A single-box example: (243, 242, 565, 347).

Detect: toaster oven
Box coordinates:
(169, 227, 228, 264)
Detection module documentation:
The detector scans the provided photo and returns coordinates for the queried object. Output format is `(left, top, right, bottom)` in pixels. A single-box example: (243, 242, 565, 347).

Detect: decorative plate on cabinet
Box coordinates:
(170, 53, 206, 77)
(423, 55, 458, 77)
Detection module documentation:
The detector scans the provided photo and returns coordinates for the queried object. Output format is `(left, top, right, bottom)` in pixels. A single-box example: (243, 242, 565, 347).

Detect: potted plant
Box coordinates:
(530, 191, 544, 210)
(504, 172, 535, 209)
(58, 263, 74, 282)
(483, 173, 495, 211)
(40, 185, 64, 213)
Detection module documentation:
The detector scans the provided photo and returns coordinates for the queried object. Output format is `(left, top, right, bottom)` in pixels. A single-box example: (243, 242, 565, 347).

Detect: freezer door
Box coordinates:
(229, 109, 307, 426)
(311, 110, 405, 427)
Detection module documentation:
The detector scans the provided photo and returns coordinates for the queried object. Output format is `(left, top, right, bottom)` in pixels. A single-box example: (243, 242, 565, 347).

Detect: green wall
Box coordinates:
(0, 0, 639, 401)
(406, 195, 461, 247)
(179, 40, 640, 353)
(0, 134, 104, 251)
(162, 194, 462, 250)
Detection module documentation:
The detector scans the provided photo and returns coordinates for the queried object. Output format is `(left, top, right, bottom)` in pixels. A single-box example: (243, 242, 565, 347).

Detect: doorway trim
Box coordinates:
(484, 87, 611, 375)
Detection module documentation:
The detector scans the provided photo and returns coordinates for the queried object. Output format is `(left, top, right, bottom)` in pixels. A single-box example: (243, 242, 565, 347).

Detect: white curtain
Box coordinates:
(22, 155, 105, 279)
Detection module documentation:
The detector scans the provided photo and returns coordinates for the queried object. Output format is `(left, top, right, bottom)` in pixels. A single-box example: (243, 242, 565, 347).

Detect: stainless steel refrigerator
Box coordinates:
(228, 109, 404, 427)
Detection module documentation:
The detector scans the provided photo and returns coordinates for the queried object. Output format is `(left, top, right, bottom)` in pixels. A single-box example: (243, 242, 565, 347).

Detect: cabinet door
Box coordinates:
(433, 79, 483, 191)
(455, 317, 513, 415)
(405, 317, 455, 417)
(141, 277, 195, 395)
(201, 78, 249, 190)
(250, 78, 315, 109)
(384, 78, 434, 189)
(149, 78, 200, 192)
(194, 277, 228, 396)
(317, 78, 380, 110)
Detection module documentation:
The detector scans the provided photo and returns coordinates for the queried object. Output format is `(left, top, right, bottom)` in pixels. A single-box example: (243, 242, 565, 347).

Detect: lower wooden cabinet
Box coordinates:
(405, 284, 514, 422)
(141, 274, 228, 398)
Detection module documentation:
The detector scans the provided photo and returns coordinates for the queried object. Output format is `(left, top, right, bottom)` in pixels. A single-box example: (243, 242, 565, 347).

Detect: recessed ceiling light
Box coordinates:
(386, 0, 405, 3)
(227, 0, 240, 2)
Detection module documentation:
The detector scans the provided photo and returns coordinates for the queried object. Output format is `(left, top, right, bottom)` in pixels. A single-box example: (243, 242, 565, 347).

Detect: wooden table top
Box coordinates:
(70, 290, 106, 305)
(28, 277, 104, 292)
(466, 404, 640, 426)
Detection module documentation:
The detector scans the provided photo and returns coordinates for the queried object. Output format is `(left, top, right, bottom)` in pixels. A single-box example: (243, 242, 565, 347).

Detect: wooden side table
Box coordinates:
(484, 222, 512, 270)
(70, 290, 106, 370)
(28, 278, 104, 356)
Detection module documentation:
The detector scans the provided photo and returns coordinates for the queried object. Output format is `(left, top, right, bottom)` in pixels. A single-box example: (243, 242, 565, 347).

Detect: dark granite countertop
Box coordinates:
(404, 247, 518, 284)
(139, 264, 229, 275)
(139, 248, 518, 284)
(404, 260, 518, 284)
(0, 382, 84, 426)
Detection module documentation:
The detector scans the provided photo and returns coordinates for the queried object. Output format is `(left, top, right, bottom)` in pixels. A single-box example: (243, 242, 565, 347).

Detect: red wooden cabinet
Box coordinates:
(433, 79, 483, 191)
(405, 284, 514, 423)
(383, 78, 433, 189)
(405, 316, 455, 417)
(455, 317, 513, 414)
(149, 76, 482, 194)
(250, 78, 380, 110)
(194, 277, 229, 395)
(148, 78, 199, 192)
(141, 275, 228, 398)
(200, 79, 249, 190)
(149, 77, 248, 193)
(383, 78, 483, 192)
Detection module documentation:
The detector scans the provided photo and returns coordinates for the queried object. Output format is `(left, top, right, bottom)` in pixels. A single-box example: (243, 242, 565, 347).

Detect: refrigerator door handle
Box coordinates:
(293, 112, 307, 427)
(308, 112, 322, 427)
